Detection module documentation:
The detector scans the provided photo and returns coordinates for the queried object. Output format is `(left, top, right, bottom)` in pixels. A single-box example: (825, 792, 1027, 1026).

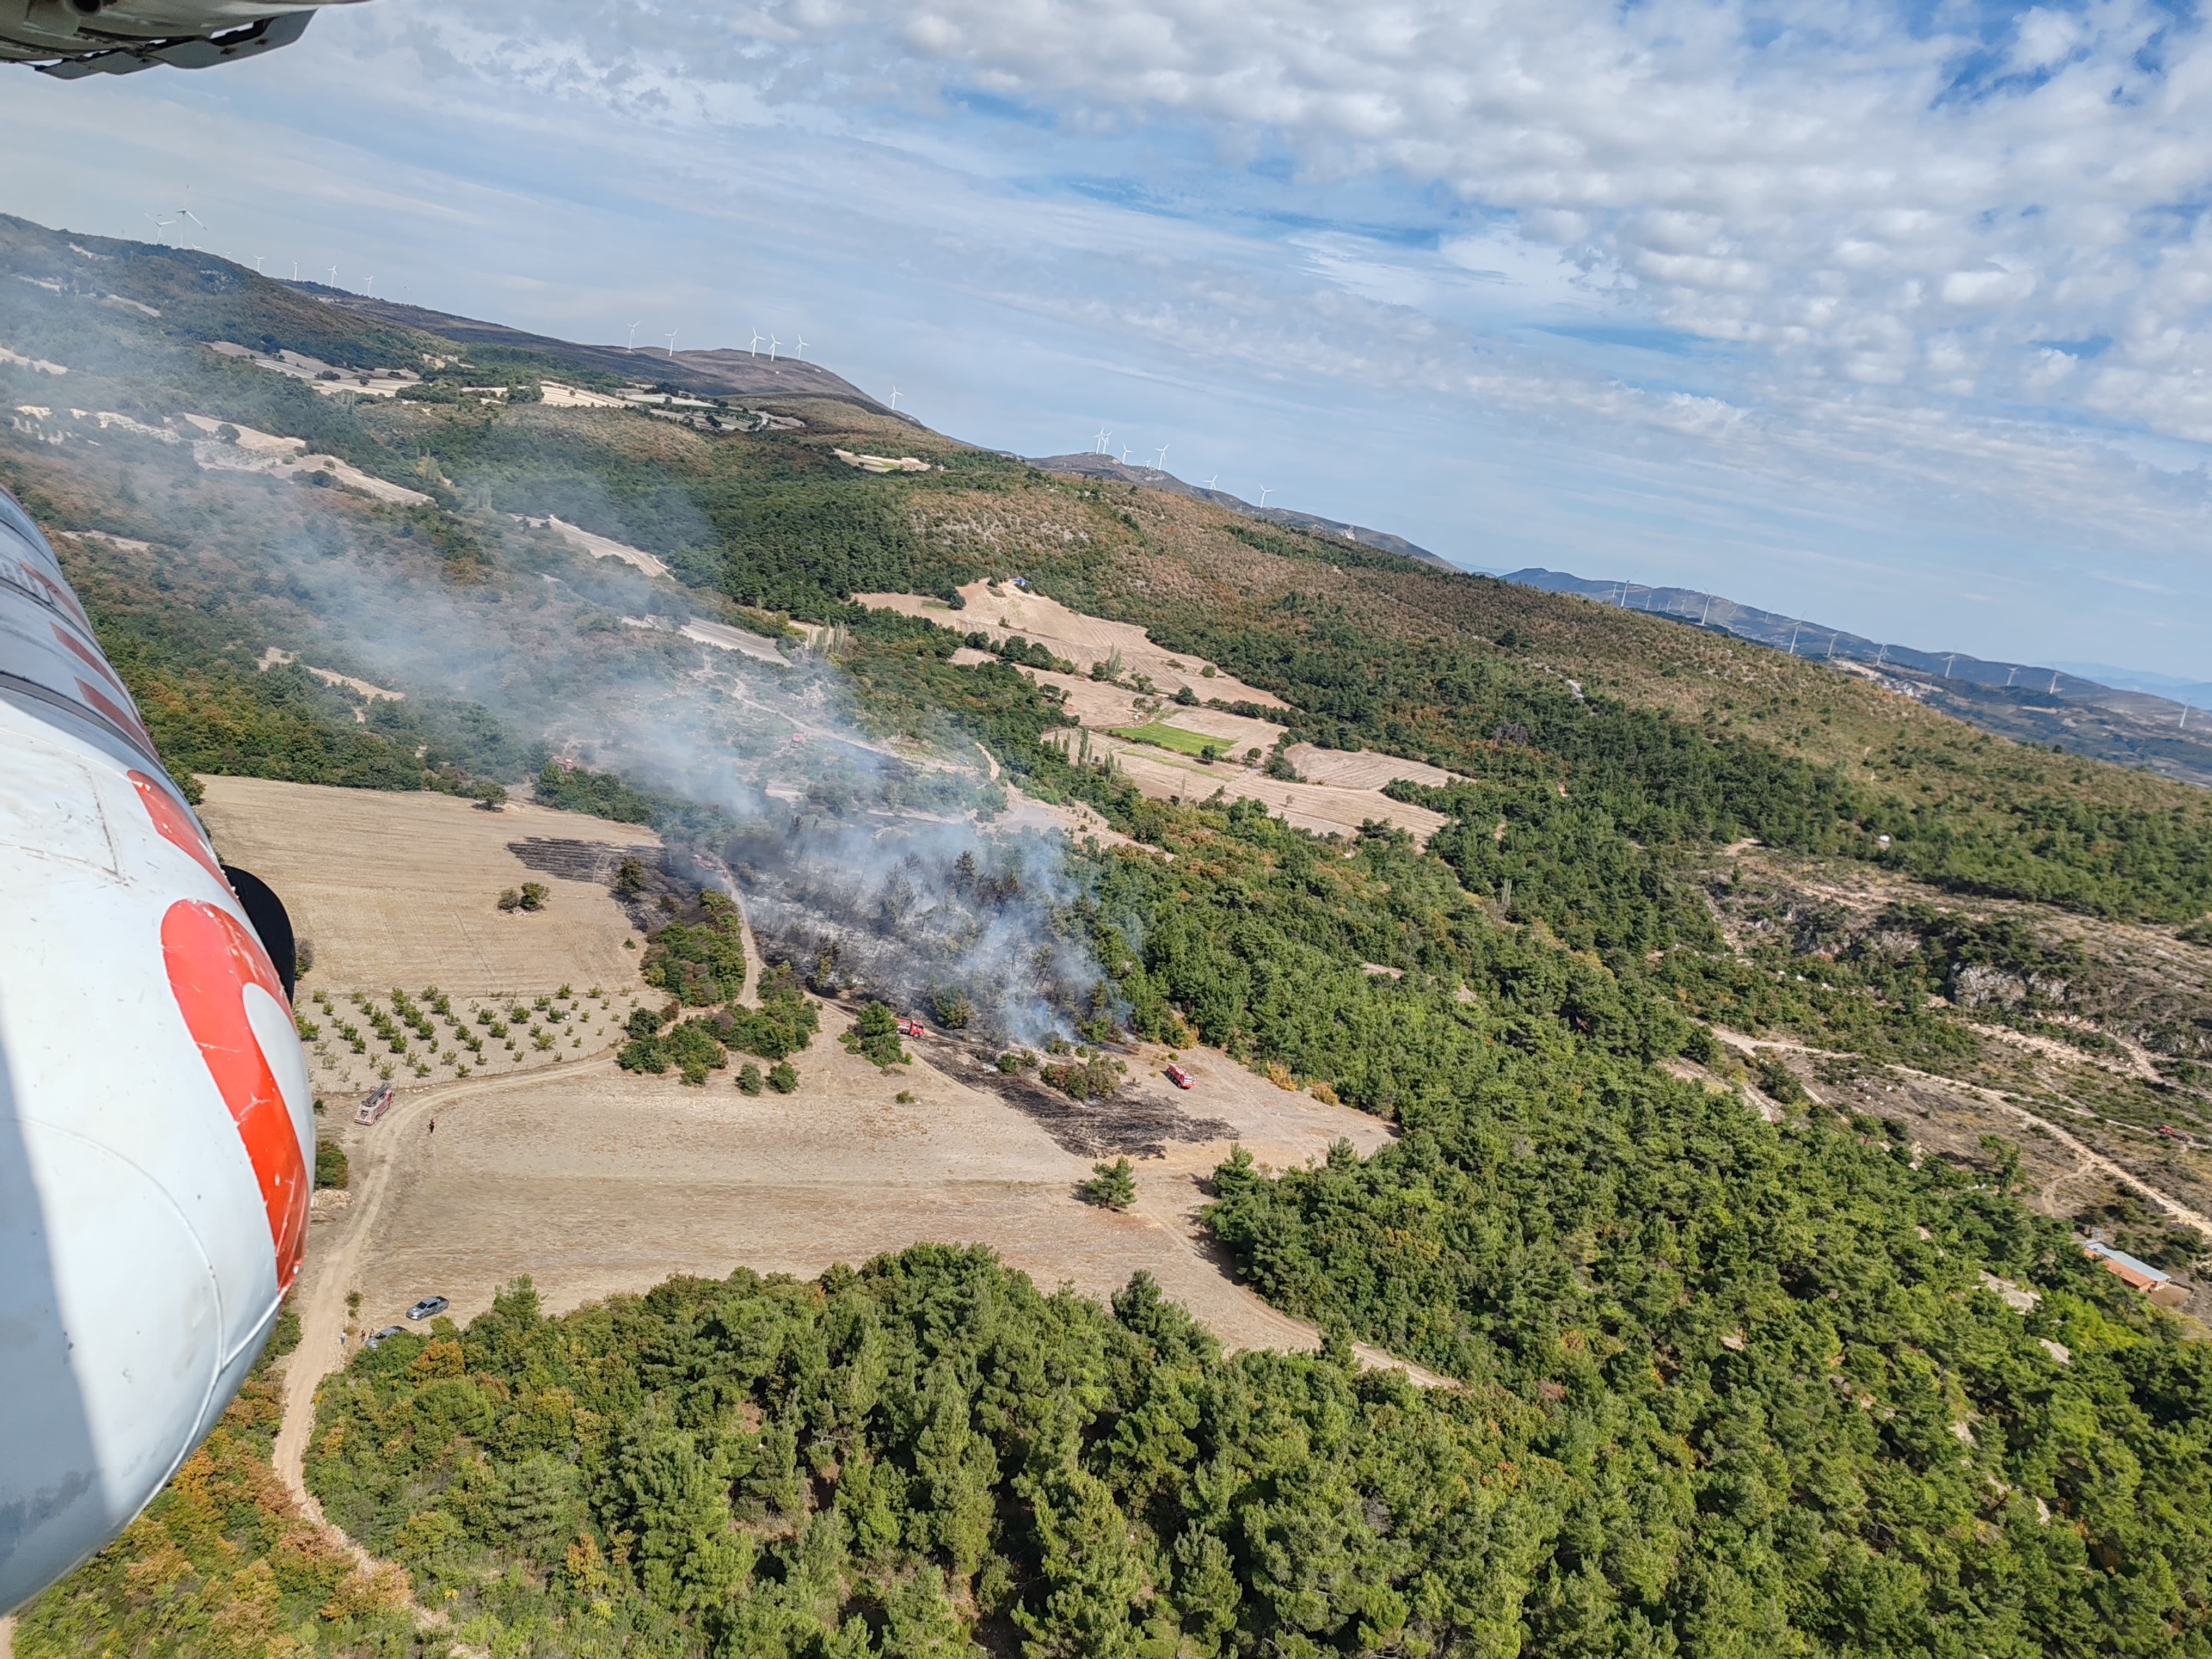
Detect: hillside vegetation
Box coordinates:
(7, 211, 2212, 1658)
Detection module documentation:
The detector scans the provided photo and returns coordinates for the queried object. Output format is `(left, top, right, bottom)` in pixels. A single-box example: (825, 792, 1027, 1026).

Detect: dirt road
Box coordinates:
(1711, 1026, 2212, 1237)
(272, 1053, 620, 1522)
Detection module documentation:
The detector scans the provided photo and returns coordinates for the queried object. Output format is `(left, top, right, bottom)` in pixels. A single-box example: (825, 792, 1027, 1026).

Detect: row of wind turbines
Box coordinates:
(143, 190, 404, 301)
(1091, 427, 1271, 507)
(622, 320, 812, 364)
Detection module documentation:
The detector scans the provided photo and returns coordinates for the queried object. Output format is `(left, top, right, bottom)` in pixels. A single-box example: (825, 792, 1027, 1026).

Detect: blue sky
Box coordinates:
(4, 0, 2211, 677)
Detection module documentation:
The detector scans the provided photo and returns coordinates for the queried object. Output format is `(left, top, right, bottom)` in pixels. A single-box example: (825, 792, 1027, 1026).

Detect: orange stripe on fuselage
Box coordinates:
(160, 901, 308, 1289)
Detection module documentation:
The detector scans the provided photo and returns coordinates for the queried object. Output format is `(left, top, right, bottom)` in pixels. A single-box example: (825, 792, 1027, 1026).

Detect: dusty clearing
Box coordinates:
(857, 581, 1288, 707)
(216, 778, 1445, 1472)
(1050, 728, 1451, 844)
(198, 778, 656, 999)
(516, 513, 672, 580)
(177, 414, 433, 506)
(339, 1006, 1428, 1379)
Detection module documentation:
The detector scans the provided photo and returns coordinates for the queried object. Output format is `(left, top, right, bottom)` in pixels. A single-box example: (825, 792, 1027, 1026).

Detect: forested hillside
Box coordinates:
(8, 211, 2212, 1658)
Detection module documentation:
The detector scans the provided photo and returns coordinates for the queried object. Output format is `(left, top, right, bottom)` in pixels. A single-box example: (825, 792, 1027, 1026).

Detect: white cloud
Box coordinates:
(8, 0, 2212, 672)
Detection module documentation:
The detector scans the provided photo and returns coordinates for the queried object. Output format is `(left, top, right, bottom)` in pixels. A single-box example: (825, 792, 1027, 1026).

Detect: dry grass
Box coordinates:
(213, 780, 1439, 1377)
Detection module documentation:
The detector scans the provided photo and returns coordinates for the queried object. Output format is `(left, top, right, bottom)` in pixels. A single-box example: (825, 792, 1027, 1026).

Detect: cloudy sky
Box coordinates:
(5, 0, 2211, 677)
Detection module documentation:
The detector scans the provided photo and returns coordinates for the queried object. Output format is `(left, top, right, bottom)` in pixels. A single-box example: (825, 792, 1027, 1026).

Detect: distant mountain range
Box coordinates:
(1500, 568, 2212, 790)
(2048, 662, 2212, 712)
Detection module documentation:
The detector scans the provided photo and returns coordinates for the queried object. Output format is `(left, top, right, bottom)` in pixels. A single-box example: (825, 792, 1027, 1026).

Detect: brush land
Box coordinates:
(6, 212, 2212, 1659)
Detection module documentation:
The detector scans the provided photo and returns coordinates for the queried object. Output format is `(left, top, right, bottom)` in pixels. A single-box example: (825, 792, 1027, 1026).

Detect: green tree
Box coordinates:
(1079, 1158, 1135, 1210)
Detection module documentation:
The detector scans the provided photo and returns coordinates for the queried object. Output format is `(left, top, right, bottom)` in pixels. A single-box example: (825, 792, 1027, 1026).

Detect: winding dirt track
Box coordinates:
(1711, 1027, 2212, 1237)
(272, 1054, 620, 1524)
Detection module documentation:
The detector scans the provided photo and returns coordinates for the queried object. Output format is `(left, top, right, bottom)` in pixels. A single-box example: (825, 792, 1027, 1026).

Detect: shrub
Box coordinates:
(1752, 1047, 1808, 1105)
(496, 888, 520, 912)
(517, 882, 550, 913)
(736, 1062, 764, 1095)
(640, 891, 747, 1005)
(766, 1060, 798, 1093)
(1042, 1053, 1123, 1100)
(313, 1141, 349, 1190)
(1079, 1157, 1135, 1209)
(843, 1001, 909, 1067)
(715, 968, 820, 1060)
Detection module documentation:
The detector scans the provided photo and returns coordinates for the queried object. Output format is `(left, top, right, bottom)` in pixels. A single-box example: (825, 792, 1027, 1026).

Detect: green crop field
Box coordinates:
(1109, 719, 1221, 758)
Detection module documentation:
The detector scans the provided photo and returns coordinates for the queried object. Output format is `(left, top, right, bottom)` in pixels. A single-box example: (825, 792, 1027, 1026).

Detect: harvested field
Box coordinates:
(198, 778, 656, 997)
(213, 781, 1446, 1423)
(336, 1004, 1430, 1375)
(914, 592, 1451, 840)
(681, 617, 788, 664)
(1053, 729, 1452, 844)
(1289, 744, 1457, 791)
(195, 779, 659, 1098)
(857, 580, 1288, 708)
(178, 414, 433, 506)
(517, 513, 671, 580)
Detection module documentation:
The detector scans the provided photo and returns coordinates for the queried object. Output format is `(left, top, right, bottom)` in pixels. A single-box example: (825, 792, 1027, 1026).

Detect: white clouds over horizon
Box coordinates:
(2, 0, 2209, 673)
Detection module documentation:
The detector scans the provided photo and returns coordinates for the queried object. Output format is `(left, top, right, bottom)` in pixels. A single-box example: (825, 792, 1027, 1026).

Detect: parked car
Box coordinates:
(364, 1325, 405, 1349)
(1165, 1064, 1194, 1090)
(405, 1297, 449, 1320)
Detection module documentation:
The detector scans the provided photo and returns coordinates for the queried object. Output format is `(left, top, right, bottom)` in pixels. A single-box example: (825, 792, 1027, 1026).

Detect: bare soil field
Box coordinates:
(1052, 730, 1452, 844)
(196, 778, 660, 1099)
(337, 1000, 1428, 1372)
(210, 781, 1445, 1438)
(857, 581, 1288, 708)
(515, 513, 672, 580)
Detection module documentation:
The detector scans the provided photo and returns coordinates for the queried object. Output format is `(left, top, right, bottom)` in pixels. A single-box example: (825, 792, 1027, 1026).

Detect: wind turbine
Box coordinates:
(888, 384, 901, 410)
(364, 275, 375, 297)
(1941, 653, 1961, 678)
(748, 328, 764, 358)
(253, 255, 267, 274)
(1155, 444, 1169, 470)
(1092, 426, 1109, 454)
(1699, 594, 1715, 625)
(144, 211, 176, 244)
(291, 261, 299, 280)
(1258, 486, 1274, 507)
(1874, 642, 1888, 668)
(2004, 665, 2018, 687)
(794, 331, 808, 361)
(327, 264, 339, 285)
(2047, 669, 2060, 693)
(175, 188, 204, 248)
(768, 333, 780, 361)
(626, 321, 642, 350)
(1786, 621, 1802, 656)
(663, 329, 678, 359)
(1205, 473, 1219, 488)
(1120, 444, 1132, 464)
